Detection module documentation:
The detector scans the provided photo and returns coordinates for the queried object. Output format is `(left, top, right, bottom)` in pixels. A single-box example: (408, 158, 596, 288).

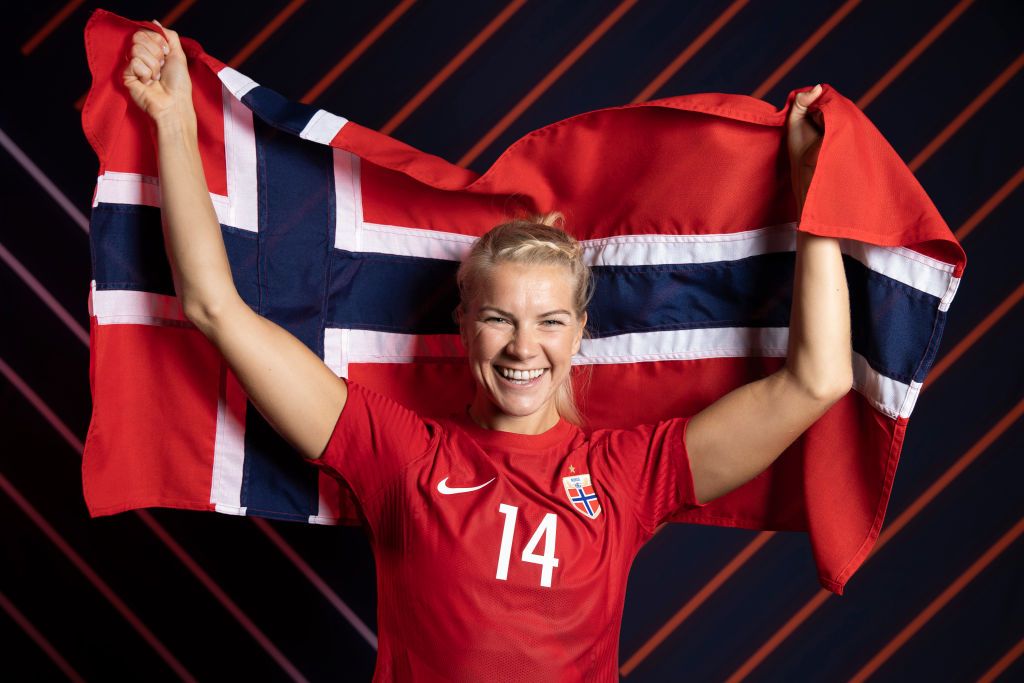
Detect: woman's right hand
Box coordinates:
(122, 21, 194, 125)
(120, 20, 349, 464)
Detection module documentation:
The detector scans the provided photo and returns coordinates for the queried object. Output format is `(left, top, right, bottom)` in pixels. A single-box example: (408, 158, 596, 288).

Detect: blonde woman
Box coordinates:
(124, 22, 849, 682)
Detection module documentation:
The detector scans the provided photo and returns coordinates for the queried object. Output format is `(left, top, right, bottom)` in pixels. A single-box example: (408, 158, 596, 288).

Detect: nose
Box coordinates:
(505, 324, 539, 360)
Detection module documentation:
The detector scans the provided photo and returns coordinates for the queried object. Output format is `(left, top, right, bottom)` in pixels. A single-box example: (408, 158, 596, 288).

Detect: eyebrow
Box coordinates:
(479, 306, 572, 318)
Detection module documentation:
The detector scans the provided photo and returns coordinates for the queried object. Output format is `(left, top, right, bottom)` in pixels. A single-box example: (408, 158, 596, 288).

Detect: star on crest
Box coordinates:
(568, 464, 576, 474)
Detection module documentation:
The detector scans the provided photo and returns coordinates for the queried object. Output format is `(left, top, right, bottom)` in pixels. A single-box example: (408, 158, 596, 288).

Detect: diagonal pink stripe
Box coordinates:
(0, 472, 197, 682)
(0, 591, 87, 682)
(0, 356, 83, 452)
(0, 241, 88, 345)
(2, 122, 379, 655)
(135, 510, 311, 682)
(252, 518, 378, 649)
(0, 126, 89, 233)
(0, 355, 310, 681)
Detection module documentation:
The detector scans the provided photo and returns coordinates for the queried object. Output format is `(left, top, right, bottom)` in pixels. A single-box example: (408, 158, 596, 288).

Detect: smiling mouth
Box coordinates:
(493, 365, 549, 386)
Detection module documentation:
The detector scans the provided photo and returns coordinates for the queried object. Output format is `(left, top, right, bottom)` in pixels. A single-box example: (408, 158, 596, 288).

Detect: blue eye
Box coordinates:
(482, 316, 565, 326)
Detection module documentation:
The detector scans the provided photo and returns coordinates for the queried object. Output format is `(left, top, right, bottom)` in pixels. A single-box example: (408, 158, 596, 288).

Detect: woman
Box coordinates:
(124, 21, 851, 682)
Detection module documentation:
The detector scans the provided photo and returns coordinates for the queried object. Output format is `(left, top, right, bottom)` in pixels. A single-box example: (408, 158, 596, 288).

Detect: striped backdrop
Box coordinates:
(3, 1, 1021, 681)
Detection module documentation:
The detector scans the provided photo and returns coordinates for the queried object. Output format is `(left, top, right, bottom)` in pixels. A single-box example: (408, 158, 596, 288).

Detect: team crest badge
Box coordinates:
(563, 473, 601, 519)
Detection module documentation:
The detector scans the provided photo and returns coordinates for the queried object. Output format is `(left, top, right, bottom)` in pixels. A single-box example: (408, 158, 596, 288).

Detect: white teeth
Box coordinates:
(497, 366, 546, 381)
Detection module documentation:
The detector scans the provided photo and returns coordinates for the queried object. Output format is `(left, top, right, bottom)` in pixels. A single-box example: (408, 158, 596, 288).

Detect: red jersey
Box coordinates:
(310, 378, 707, 682)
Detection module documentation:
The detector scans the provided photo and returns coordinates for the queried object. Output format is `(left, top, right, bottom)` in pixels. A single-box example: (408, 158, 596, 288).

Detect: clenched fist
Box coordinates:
(122, 20, 194, 125)
(786, 84, 825, 216)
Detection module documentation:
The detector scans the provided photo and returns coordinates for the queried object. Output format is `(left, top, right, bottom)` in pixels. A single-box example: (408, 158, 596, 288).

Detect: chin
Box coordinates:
(489, 383, 559, 417)
(493, 397, 546, 417)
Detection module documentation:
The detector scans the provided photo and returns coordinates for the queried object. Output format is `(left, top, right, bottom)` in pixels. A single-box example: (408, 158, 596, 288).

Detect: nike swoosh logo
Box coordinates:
(436, 476, 496, 495)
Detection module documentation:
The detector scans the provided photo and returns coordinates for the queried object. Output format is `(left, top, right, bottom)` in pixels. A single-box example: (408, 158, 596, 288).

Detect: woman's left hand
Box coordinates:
(787, 84, 825, 216)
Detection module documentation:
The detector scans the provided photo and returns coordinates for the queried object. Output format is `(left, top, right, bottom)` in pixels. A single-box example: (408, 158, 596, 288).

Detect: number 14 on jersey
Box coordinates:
(495, 503, 560, 588)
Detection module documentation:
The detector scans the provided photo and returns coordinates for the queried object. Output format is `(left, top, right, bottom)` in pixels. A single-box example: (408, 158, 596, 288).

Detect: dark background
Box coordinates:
(2, 1, 1022, 681)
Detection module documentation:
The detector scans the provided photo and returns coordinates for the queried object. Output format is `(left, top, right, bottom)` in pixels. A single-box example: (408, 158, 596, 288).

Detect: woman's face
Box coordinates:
(460, 261, 587, 428)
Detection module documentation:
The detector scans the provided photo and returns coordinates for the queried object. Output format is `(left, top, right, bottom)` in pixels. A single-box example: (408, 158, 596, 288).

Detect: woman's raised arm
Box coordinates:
(124, 22, 345, 460)
(683, 86, 853, 505)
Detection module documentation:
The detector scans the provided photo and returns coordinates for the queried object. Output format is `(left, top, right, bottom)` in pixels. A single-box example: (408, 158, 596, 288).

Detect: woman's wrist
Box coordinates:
(154, 104, 198, 139)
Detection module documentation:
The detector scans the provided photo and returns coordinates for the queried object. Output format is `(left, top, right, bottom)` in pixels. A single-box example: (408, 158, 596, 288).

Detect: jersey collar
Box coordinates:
(451, 405, 577, 451)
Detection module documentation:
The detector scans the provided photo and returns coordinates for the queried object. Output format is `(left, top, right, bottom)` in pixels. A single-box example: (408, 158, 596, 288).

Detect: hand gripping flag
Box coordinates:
(81, 9, 965, 595)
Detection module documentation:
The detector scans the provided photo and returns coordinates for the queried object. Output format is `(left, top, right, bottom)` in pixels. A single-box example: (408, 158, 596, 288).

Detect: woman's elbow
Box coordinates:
(816, 371, 853, 402)
(788, 367, 853, 403)
(183, 296, 233, 335)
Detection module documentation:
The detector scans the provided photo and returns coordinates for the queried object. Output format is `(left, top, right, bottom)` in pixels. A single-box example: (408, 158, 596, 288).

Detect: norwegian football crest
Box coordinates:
(562, 474, 601, 519)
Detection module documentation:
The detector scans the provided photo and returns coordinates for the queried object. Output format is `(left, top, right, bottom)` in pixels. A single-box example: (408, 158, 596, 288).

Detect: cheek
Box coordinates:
(469, 327, 506, 359)
(548, 334, 577, 363)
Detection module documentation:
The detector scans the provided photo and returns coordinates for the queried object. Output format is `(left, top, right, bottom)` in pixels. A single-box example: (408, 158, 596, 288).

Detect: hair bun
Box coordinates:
(534, 210, 565, 228)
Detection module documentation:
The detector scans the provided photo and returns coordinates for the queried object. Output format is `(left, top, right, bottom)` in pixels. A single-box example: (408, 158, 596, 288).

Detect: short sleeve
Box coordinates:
(592, 416, 708, 534)
(310, 378, 440, 504)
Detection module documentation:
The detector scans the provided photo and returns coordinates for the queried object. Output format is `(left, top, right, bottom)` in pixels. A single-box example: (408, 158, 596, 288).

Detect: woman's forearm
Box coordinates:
(783, 229, 853, 399)
(155, 113, 242, 326)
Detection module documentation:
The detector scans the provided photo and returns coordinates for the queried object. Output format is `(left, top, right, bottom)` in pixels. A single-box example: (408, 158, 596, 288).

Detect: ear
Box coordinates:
(572, 311, 587, 354)
(456, 307, 468, 348)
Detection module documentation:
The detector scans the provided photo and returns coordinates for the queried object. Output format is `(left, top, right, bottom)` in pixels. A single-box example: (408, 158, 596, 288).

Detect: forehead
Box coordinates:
(473, 262, 575, 312)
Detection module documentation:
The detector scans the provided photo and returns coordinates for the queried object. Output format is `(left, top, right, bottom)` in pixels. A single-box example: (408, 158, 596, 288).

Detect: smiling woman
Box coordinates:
(120, 19, 858, 681)
(453, 211, 595, 433)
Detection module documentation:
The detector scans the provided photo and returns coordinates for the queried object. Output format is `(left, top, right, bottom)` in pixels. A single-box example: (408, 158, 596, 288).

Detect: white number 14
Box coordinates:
(495, 503, 560, 588)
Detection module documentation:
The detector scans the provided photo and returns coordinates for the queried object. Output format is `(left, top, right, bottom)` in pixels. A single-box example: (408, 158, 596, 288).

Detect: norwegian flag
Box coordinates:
(80, 10, 965, 595)
(563, 474, 602, 520)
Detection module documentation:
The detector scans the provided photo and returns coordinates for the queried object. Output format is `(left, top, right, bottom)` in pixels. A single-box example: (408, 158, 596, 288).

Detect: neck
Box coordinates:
(467, 395, 561, 435)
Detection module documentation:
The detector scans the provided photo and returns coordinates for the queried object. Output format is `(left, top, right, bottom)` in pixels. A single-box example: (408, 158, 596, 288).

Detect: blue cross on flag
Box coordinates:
(563, 474, 602, 520)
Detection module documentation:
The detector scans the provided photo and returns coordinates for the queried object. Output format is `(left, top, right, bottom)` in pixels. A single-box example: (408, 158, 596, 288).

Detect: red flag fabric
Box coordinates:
(81, 9, 965, 595)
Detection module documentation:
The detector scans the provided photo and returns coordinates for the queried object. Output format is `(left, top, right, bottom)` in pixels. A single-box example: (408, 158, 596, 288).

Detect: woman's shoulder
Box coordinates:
(584, 415, 691, 450)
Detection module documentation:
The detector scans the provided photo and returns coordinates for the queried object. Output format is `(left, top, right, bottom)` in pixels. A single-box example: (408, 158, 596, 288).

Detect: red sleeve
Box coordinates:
(310, 378, 441, 504)
(592, 416, 708, 534)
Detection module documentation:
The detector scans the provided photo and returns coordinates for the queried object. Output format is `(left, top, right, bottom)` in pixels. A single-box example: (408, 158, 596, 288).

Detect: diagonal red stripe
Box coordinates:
(975, 634, 1024, 683)
(750, 0, 862, 101)
(848, 515, 1024, 682)
(856, 0, 976, 111)
(622, 16, 1014, 673)
(926, 281, 1024, 388)
(229, 0, 308, 68)
(909, 50, 1024, 172)
(631, 0, 749, 104)
(162, 0, 199, 28)
(953, 166, 1024, 243)
(723, 399, 1024, 683)
(379, 0, 527, 135)
(21, 0, 86, 56)
(457, 0, 640, 168)
(624, 179, 1023, 677)
(301, 0, 417, 104)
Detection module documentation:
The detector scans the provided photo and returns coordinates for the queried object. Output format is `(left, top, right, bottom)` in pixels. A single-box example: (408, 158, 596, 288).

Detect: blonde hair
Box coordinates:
(455, 210, 594, 426)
